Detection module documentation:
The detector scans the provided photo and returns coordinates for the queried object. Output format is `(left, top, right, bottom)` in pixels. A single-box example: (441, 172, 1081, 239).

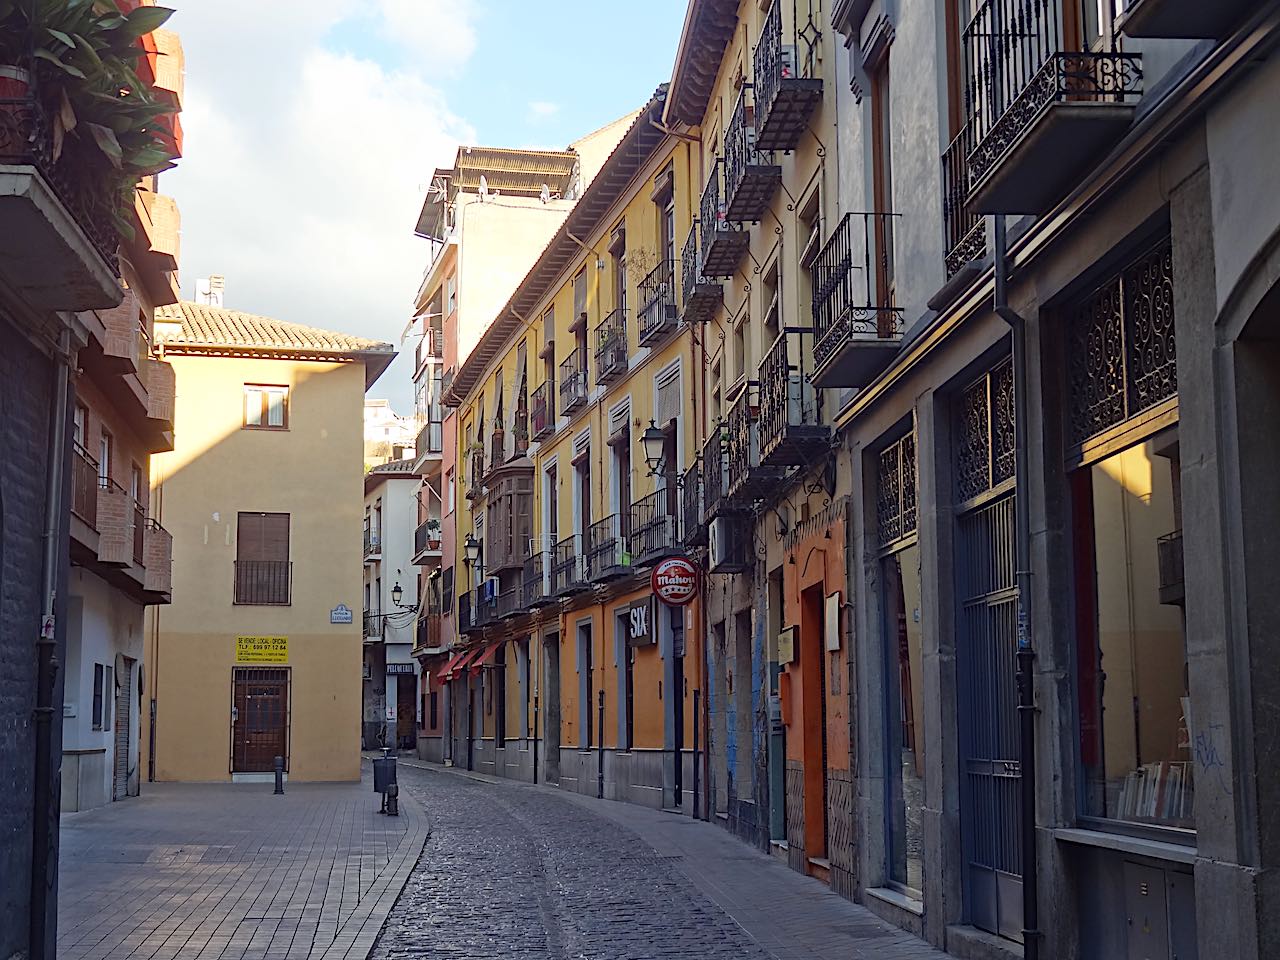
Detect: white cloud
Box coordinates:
(527, 100, 560, 121)
(375, 0, 478, 72)
(163, 0, 476, 409)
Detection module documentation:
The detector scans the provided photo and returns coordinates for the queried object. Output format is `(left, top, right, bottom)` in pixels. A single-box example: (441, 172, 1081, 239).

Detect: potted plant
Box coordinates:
(426, 518, 442, 551)
(0, 1, 179, 236)
(513, 420, 530, 454)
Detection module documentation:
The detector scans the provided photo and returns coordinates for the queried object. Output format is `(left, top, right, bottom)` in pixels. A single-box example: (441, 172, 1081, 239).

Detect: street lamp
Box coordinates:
(641, 419, 667, 477)
(463, 532, 484, 585)
(391, 582, 404, 607)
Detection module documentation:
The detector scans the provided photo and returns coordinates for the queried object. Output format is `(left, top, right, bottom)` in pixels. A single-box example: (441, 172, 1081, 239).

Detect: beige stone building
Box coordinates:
(146, 302, 393, 782)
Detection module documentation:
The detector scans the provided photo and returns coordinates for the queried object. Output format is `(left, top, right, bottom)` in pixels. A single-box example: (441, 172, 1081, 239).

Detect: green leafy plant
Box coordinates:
(0, 0, 179, 237)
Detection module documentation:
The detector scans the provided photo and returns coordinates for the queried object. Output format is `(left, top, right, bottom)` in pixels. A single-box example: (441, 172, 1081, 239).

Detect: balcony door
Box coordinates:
(236, 512, 291, 605)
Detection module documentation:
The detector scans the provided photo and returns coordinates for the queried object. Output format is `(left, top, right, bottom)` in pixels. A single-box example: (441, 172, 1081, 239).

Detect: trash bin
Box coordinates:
(372, 756, 397, 795)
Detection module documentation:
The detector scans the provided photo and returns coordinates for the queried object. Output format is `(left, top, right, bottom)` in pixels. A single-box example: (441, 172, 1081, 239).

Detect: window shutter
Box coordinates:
(656, 363, 681, 428)
(238, 513, 290, 561)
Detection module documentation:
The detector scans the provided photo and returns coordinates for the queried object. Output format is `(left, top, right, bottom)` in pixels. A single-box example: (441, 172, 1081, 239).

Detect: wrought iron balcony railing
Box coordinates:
(458, 591, 474, 633)
(0, 89, 120, 272)
(681, 223, 723, 324)
(71, 444, 99, 528)
(699, 161, 749, 278)
(414, 518, 442, 560)
(942, 122, 986, 279)
(811, 212, 904, 388)
(629, 486, 681, 568)
(752, 0, 824, 153)
(595, 308, 628, 384)
(586, 514, 631, 583)
(638, 260, 679, 346)
(758, 332, 829, 469)
(724, 88, 781, 223)
(552, 533, 588, 596)
(700, 429, 734, 524)
(415, 417, 443, 456)
(473, 586, 497, 627)
(363, 610, 384, 640)
(531, 381, 555, 440)
(363, 528, 380, 559)
(234, 560, 292, 606)
(727, 382, 783, 502)
(415, 613, 442, 653)
(522, 549, 555, 609)
(962, 0, 1142, 210)
(488, 430, 506, 472)
(496, 586, 521, 620)
(681, 463, 707, 548)
(559, 348, 588, 415)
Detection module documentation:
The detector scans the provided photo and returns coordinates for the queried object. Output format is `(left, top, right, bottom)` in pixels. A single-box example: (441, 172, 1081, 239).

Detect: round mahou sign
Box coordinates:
(651, 556, 699, 607)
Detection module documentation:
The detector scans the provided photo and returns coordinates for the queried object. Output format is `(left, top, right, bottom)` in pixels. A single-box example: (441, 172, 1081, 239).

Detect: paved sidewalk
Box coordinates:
(57, 774, 428, 960)
(394, 758, 952, 960)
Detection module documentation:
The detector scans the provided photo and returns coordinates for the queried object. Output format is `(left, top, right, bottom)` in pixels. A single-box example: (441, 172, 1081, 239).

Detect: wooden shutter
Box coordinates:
(656, 363, 681, 428)
(237, 512, 290, 561)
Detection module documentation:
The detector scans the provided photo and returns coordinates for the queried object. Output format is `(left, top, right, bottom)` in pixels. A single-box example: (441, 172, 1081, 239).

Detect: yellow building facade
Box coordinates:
(435, 90, 707, 809)
(146, 302, 394, 782)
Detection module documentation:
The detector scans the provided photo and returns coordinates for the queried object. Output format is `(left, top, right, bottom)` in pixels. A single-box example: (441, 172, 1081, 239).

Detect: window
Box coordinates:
(870, 52, 896, 307)
(732, 317, 747, 384)
(762, 261, 781, 347)
(442, 566, 454, 614)
(73, 404, 87, 448)
(92, 662, 105, 730)
(579, 622, 594, 747)
(446, 274, 457, 315)
(445, 468, 455, 515)
(429, 690, 439, 728)
(573, 269, 587, 320)
(234, 512, 291, 605)
(1074, 436, 1191, 832)
(883, 542, 924, 892)
(495, 644, 507, 747)
(98, 430, 113, 486)
(130, 463, 144, 507)
(244, 385, 289, 429)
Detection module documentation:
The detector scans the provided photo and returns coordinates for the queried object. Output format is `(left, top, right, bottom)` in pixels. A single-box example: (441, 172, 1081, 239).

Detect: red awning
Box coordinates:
(439, 648, 478, 681)
(469, 640, 505, 673)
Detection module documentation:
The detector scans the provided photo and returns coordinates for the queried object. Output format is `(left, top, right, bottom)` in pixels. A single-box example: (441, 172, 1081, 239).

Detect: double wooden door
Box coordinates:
(232, 668, 289, 773)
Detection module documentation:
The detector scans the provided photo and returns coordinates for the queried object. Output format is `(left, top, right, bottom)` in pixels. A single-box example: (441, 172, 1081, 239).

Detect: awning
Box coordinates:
(469, 640, 506, 673)
(439, 648, 478, 681)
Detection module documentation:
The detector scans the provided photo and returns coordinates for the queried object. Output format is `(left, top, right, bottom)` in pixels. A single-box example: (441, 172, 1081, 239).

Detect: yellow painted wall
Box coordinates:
(147, 353, 366, 781)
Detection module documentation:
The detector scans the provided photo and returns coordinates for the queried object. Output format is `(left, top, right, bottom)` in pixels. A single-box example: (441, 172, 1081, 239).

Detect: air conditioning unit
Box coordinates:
(709, 516, 749, 574)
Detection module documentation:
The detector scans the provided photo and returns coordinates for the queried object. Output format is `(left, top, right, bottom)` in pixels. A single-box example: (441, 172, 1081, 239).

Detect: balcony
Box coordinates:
(681, 224, 722, 325)
(942, 123, 987, 279)
(415, 418, 443, 457)
(458, 591, 475, 634)
(473, 586, 497, 627)
(758, 332, 829, 468)
(681, 463, 707, 548)
(413, 517, 443, 564)
(559, 348, 588, 416)
(71, 445, 99, 529)
(963, 0, 1142, 214)
(531, 381, 556, 440)
(466, 449, 486, 500)
(0, 87, 123, 311)
(364, 610, 384, 641)
(811, 213, 904, 389)
(363, 529, 381, 561)
(594, 308, 628, 384)
(723, 89, 780, 223)
(132, 499, 145, 567)
(638, 260, 679, 346)
(97, 289, 142, 374)
(727, 383, 784, 502)
(700, 429, 745, 524)
(522, 550, 555, 609)
(414, 613, 442, 656)
(586, 514, 631, 583)
(630, 488, 681, 568)
(142, 519, 172, 600)
(552, 534, 589, 597)
(234, 560, 292, 606)
(96, 480, 133, 566)
(495, 587, 522, 620)
(1118, 0, 1254, 39)
(699, 162, 749, 278)
(1157, 530, 1184, 606)
(753, 0, 824, 153)
(484, 468, 534, 575)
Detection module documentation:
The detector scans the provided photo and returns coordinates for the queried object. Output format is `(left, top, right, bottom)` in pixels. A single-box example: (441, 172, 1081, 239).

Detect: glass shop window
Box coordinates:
(1074, 434, 1191, 833)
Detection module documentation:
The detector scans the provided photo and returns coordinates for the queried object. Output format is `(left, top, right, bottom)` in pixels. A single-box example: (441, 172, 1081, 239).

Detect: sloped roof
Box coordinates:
(156, 301, 396, 388)
(666, 0, 740, 126)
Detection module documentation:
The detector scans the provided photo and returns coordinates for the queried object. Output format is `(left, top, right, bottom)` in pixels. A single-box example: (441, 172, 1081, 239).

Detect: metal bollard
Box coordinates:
(273, 756, 284, 795)
(597, 689, 605, 800)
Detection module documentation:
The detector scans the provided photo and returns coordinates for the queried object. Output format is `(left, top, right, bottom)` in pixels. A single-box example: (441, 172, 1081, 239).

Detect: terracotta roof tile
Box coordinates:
(156, 301, 394, 356)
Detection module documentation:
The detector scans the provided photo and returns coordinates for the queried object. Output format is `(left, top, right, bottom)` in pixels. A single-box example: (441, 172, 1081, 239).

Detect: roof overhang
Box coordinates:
(444, 88, 670, 407)
(665, 0, 740, 127)
(164, 343, 396, 389)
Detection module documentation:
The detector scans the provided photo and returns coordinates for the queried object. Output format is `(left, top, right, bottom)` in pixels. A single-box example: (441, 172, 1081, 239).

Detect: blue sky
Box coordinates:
(164, 1, 688, 409)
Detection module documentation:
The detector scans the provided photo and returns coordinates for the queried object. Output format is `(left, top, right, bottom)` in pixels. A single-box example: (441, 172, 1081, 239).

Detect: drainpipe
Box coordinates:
(993, 216, 1039, 960)
(31, 327, 71, 960)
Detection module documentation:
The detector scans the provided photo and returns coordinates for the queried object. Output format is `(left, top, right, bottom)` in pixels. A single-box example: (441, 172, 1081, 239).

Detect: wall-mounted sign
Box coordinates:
(652, 556, 699, 607)
(235, 636, 288, 664)
(330, 603, 354, 625)
(777, 627, 795, 666)
(825, 593, 842, 652)
(386, 663, 415, 675)
(626, 598, 654, 646)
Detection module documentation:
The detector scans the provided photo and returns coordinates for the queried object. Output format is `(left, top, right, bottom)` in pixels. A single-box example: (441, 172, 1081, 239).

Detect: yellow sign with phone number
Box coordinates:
(235, 635, 288, 664)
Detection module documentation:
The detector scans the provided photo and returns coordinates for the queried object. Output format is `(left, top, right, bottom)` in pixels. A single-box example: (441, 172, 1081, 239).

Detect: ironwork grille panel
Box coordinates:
(956, 358, 1015, 504)
(681, 224, 699, 305)
(1068, 238, 1176, 445)
(957, 495, 1022, 880)
(877, 430, 918, 549)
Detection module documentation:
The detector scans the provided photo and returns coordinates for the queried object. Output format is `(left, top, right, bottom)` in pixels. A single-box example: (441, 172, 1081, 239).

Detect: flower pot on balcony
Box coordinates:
(0, 65, 31, 98)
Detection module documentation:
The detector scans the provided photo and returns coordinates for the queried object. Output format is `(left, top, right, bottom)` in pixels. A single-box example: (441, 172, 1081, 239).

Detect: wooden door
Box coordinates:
(232, 668, 289, 772)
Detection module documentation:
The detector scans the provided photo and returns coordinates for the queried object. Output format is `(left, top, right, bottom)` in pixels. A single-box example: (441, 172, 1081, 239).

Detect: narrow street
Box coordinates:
(375, 761, 950, 960)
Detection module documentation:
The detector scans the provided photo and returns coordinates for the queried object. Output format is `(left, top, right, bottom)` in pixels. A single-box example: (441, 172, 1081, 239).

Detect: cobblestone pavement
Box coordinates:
(374, 762, 953, 960)
(58, 777, 428, 960)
